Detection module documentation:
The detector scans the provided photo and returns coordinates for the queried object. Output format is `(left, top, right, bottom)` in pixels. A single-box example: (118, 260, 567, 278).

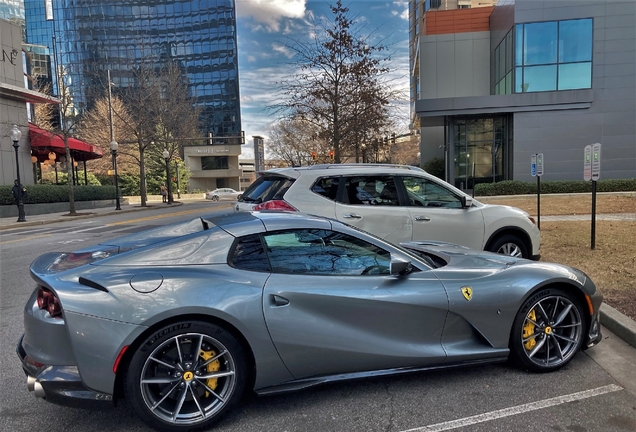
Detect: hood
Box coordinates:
(401, 240, 521, 270)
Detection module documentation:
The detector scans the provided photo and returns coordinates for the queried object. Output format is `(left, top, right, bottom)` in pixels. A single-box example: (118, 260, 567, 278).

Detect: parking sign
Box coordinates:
(591, 143, 601, 181)
(536, 153, 544, 177)
(531, 154, 537, 177)
(584, 145, 592, 181)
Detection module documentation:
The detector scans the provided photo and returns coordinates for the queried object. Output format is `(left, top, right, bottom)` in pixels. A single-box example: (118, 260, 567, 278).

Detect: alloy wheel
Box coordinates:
(497, 242, 523, 257)
(520, 295, 583, 368)
(139, 332, 237, 426)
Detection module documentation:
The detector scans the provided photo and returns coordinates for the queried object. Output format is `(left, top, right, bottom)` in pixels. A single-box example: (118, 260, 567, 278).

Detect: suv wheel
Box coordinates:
(489, 234, 528, 258)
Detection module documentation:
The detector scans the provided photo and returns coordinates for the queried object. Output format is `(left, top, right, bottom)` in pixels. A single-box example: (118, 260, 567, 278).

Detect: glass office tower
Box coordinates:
(24, 0, 241, 138)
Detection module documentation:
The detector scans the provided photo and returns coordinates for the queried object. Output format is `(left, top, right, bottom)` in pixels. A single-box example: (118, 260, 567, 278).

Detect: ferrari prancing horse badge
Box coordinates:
(461, 286, 473, 301)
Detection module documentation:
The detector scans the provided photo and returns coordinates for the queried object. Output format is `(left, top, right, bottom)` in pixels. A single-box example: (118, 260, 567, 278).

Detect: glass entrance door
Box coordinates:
(453, 116, 510, 189)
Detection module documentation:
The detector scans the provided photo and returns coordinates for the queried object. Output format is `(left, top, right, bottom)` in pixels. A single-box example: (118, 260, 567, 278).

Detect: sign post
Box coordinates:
(531, 153, 543, 229)
(585, 144, 601, 249)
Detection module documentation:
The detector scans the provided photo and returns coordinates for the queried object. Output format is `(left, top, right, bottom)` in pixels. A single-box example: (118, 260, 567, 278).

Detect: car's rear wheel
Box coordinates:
(125, 321, 247, 432)
(509, 288, 585, 372)
(488, 234, 528, 258)
(212, 195, 219, 201)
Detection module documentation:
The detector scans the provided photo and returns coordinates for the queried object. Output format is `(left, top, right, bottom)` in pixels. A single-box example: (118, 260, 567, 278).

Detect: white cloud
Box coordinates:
(236, 0, 307, 32)
(272, 43, 295, 58)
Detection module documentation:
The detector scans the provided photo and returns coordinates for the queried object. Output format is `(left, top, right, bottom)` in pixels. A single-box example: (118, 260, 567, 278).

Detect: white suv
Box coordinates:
(236, 164, 540, 259)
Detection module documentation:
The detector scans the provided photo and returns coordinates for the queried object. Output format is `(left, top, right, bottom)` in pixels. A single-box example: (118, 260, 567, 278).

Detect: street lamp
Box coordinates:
(174, 158, 181, 199)
(162, 149, 173, 204)
(10, 124, 26, 222)
(110, 140, 121, 210)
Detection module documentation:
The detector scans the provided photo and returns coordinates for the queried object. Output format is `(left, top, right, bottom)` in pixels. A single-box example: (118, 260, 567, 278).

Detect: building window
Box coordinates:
(201, 156, 229, 170)
(493, 29, 514, 95)
(515, 18, 592, 93)
(425, 0, 442, 12)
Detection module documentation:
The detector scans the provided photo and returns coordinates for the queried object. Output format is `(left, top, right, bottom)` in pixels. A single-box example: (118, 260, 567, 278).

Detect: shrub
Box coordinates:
(474, 178, 636, 196)
(0, 184, 117, 205)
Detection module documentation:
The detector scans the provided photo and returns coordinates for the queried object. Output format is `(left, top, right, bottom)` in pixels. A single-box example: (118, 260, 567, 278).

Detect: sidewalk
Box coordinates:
(1, 202, 635, 350)
(0, 198, 203, 231)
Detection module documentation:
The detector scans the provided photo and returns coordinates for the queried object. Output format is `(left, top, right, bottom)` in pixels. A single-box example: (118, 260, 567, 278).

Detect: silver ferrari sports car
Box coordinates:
(17, 211, 602, 432)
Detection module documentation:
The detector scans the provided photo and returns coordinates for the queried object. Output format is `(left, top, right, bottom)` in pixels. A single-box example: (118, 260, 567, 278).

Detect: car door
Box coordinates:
(261, 228, 448, 379)
(334, 175, 413, 244)
(399, 175, 485, 250)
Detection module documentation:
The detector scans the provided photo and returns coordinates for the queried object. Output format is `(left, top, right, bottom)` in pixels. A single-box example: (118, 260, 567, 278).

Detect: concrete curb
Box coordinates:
(600, 303, 636, 349)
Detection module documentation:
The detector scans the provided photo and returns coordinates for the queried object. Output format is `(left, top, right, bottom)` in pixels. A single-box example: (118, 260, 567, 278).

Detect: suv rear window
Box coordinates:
(239, 176, 294, 204)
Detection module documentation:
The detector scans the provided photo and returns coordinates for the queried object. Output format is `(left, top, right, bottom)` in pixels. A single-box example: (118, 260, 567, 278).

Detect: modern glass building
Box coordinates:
(24, 0, 242, 138)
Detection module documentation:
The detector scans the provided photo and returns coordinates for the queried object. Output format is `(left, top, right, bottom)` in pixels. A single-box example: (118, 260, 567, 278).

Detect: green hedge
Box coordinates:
(0, 184, 117, 205)
(474, 179, 636, 196)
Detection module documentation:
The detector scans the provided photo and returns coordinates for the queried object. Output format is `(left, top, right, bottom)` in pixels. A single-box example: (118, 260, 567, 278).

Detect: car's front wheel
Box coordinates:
(509, 288, 585, 372)
(125, 321, 247, 432)
(488, 234, 528, 258)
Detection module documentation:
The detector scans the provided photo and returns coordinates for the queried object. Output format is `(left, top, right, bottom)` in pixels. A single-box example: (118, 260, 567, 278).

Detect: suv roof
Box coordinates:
(260, 163, 426, 176)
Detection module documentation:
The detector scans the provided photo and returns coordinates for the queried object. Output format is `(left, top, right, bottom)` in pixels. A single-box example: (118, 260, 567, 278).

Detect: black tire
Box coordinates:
(488, 234, 528, 258)
(212, 195, 219, 201)
(125, 321, 248, 432)
(509, 288, 585, 372)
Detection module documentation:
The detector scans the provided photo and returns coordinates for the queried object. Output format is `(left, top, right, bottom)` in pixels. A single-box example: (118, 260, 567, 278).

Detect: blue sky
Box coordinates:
(235, 0, 410, 157)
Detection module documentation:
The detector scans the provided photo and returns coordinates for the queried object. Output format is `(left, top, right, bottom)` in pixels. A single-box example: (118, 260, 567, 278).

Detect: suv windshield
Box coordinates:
(239, 176, 295, 203)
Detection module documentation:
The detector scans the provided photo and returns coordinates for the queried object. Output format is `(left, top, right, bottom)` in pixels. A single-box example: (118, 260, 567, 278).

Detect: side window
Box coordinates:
(263, 229, 391, 276)
(230, 234, 271, 272)
(311, 176, 340, 201)
(402, 176, 462, 208)
(341, 176, 399, 206)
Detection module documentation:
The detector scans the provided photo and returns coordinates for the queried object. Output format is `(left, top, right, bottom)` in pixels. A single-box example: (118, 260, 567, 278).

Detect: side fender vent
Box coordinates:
(78, 277, 109, 293)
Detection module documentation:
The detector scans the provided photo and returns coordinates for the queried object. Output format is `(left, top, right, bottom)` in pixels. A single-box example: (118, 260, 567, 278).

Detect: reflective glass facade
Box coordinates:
(24, 0, 241, 137)
(1, 0, 25, 39)
(515, 18, 592, 93)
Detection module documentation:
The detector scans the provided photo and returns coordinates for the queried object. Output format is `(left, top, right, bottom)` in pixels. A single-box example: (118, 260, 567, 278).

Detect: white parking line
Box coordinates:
(400, 384, 623, 432)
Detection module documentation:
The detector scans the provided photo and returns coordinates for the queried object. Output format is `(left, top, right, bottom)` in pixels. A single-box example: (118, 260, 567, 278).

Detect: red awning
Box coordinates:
(28, 123, 104, 162)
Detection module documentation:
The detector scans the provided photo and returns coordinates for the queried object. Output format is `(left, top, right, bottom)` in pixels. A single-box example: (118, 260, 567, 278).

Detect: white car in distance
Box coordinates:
(206, 188, 242, 201)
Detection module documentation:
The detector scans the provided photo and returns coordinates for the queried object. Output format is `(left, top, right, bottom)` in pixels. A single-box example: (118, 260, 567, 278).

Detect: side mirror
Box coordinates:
(460, 196, 473, 208)
(390, 255, 412, 276)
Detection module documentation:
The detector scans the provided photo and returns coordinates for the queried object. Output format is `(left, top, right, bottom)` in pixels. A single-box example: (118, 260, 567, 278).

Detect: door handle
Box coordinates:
(342, 213, 362, 219)
(415, 216, 431, 222)
(272, 295, 289, 306)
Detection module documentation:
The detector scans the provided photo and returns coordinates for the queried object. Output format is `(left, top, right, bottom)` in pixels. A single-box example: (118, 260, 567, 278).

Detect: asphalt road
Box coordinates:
(1, 201, 635, 432)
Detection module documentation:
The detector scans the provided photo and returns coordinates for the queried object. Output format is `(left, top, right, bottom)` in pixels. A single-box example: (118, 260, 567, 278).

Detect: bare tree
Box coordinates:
(270, 0, 398, 163)
(77, 93, 138, 176)
(268, 117, 330, 166)
(40, 64, 84, 214)
(153, 61, 202, 161)
(105, 60, 202, 205)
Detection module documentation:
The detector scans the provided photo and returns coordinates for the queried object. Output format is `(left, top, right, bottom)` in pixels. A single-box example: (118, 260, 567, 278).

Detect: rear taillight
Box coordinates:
(36, 286, 63, 319)
(253, 200, 298, 211)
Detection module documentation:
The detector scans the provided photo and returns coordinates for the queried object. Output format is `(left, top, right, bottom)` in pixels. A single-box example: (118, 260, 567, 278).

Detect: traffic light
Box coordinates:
(311, 151, 317, 160)
(329, 150, 334, 160)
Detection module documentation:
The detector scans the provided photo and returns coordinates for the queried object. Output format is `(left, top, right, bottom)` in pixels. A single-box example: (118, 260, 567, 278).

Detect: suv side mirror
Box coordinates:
(460, 196, 473, 209)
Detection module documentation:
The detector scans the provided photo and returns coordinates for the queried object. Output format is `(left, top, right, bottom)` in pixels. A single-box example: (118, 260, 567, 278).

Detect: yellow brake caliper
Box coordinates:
(523, 309, 537, 350)
(199, 350, 220, 396)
